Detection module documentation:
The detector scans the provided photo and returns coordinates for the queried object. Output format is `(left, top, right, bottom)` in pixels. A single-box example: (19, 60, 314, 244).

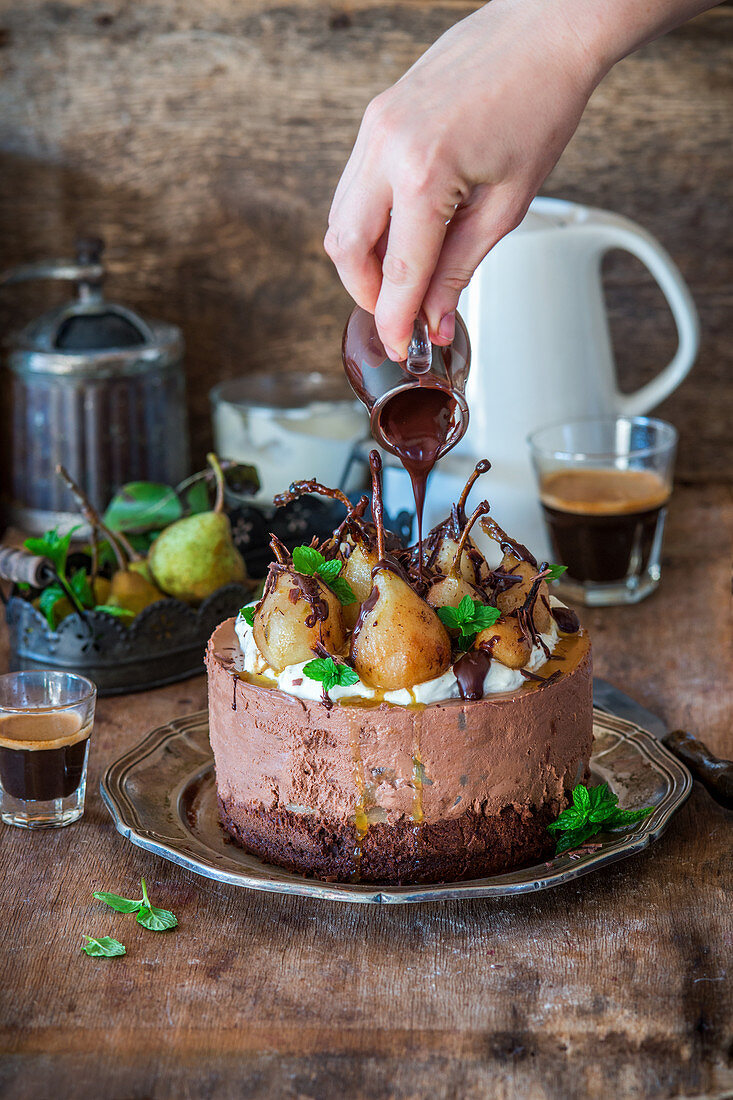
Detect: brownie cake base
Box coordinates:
(218, 793, 564, 884)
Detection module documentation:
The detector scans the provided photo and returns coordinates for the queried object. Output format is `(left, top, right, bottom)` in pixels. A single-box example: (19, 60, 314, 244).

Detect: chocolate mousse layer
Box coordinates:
(206, 618, 593, 884)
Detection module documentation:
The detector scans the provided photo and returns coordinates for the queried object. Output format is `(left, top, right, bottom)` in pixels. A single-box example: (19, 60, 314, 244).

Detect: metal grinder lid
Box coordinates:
(3, 236, 183, 378)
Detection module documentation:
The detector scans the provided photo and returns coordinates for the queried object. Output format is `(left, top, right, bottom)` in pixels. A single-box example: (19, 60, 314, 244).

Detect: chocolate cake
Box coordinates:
(206, 458, 594, 885)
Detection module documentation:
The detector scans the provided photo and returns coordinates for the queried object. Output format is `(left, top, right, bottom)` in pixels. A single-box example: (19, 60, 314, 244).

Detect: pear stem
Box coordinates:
(55, 465, 135, 571)
(269, 535, 290, 565)
(369, 451, 385, 562)
(206, 453, 226, 514)
(273, 479, 352, 512)
(456, 459, 491, 526)
(451, 501, 490, 577)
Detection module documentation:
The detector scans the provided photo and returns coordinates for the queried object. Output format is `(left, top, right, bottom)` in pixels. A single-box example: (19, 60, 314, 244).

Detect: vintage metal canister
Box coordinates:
(1, 237, 189, 532)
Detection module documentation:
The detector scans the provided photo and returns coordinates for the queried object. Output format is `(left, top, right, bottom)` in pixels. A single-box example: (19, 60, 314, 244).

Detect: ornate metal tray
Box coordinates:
(5, 583, 250, 695)
(100, 700, 692, 904)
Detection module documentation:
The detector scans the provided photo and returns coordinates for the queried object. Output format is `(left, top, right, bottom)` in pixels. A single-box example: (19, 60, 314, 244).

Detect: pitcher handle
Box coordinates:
(578, 210, 699, 415)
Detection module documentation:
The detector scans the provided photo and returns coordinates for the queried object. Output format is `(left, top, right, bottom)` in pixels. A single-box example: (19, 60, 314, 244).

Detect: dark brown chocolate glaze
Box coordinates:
(454, 649, 493, 701)
(551, 606, 581, 634)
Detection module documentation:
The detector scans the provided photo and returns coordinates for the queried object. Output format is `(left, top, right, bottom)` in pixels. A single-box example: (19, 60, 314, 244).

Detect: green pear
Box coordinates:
(107, 569, 164, 616)
(149, 454, 247, 605)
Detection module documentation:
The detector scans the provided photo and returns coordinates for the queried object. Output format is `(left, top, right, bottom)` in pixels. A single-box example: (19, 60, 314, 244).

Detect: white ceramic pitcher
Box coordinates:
(449, 196, 700, 558)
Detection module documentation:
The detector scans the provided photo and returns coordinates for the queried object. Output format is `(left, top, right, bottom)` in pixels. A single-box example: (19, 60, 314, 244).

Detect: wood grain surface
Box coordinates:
(0, 483, 731, 1099)
(0, 2, 731, 483)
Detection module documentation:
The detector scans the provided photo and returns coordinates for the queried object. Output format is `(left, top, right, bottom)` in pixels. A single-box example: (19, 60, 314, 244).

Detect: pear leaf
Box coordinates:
(104, 482, 183, 535)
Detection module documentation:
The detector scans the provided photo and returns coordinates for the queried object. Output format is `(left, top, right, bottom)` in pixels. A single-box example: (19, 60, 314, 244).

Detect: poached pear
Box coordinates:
(423, 460, 491, 585)
(350, 452, 451, 690)
(149, 454, 246, 604)
(253, 538, 346, 671)
(425, 501, 491, 611)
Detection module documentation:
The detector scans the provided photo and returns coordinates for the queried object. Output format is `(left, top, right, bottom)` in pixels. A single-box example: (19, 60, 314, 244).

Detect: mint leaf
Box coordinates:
(437, 597, 500, 639)
(327, 576, 356, 605)
(572, 785, 591, 815)
(24, 526, 80, 575)
(239, 605, 255, 627)
(82, 935, 126, 957)
(548, 782, 654, 854)
(303, 657, 359, 694)
(437, 606, 461, 631)
(70, 567, 95, 609)
(545, 563, 567, 583)
(136, 905, 178, 932)
(93, 891, 142, 914)
(38, 583, 66, 628)
(554, 825, 598, 854)
(606, 805, 655, 828)
(292, 545, 325, 575)
(315, 559, 342, 584)
(93, 878, 178, 933)
(136, 877, 178, 931)
(471, 605, 502, 633)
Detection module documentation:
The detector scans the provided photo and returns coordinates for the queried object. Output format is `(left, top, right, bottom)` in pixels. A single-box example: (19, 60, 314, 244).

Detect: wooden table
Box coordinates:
(1, 484, 731, 1100)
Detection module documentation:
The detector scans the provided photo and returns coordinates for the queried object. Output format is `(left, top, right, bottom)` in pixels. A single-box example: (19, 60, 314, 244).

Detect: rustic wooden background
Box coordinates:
(0, 1, 731, 484)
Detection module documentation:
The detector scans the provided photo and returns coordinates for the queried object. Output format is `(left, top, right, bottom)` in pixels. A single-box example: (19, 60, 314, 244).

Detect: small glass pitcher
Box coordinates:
(341, 307, 472, 461)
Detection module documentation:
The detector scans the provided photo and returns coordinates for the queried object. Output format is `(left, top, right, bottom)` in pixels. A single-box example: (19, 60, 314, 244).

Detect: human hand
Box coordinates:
(324, 0, 604, 359)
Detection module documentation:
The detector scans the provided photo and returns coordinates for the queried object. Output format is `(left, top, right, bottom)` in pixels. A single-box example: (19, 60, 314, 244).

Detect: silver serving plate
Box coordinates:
(100, 708, 691, 904)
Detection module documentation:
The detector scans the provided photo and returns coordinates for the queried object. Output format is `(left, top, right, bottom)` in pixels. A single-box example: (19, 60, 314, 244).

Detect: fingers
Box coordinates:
(373, 193, 450, 360)
(324, 175, 392, 315)
(422, 188, 529, 344)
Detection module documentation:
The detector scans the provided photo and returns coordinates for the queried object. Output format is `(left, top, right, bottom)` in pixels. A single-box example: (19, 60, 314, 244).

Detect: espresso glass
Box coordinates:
(528, 417, 677, 606)
(0, 670, 96, 828)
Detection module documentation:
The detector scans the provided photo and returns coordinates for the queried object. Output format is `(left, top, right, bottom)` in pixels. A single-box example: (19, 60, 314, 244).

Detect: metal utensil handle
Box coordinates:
(0, 547, 54, 587)
(664, 730, 733, 811)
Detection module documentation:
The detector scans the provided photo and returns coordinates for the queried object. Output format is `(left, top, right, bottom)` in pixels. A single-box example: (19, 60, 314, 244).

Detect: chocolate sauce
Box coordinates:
(454, 649, 493, 701)
(551, 606, 580, 634)
(351, 584, 379, 642)
(377, 385, 466, 572)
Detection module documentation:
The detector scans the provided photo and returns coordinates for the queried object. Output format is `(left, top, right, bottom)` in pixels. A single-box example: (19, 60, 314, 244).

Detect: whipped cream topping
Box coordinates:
(233, 598, 565, 706)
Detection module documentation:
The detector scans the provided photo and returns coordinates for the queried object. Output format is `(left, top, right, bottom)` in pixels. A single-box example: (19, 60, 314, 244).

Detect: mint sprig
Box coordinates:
(548, 782, 654, 854)
(437, 595, 501, 647)
(545, 563, 567, 583)
(239, 604, 256, 627)
(93, 877, 178, 932)
(82, 935, 126, 958)
(303, 656, 360, 694)
(291, 546, 356, 606)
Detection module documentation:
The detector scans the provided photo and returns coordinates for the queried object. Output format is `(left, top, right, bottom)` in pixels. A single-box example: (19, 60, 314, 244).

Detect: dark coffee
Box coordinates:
(540, 468, 670, 584)
(0, 711, 91, 802)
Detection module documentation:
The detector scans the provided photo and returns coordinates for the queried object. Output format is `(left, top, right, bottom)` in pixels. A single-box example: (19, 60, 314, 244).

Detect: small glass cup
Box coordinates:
(0, 670, 97, 828)
(528, 416, 677, 606)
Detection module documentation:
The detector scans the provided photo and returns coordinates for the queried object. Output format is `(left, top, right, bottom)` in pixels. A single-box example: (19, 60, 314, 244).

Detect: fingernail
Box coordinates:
(383, 344, 403, 363)
(438, 312, 455, 343)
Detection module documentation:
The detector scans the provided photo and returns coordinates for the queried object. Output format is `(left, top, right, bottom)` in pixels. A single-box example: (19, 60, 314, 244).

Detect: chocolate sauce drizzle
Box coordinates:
(551, 606, 581, 634)
(481, 516, 538, 569)
(454, 648, 493, 701)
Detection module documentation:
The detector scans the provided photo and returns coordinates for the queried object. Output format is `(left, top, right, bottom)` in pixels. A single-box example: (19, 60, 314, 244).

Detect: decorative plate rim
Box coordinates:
(100, 706, 692, 904)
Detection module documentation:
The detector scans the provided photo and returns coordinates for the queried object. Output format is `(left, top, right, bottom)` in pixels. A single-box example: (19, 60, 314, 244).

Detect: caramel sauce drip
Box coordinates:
(348, 718, 369, 881)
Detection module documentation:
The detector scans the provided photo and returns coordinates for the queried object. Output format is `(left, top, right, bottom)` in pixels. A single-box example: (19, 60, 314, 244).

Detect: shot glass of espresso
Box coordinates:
(0, 670, 96, 828)
(528, 417, 677, 606)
